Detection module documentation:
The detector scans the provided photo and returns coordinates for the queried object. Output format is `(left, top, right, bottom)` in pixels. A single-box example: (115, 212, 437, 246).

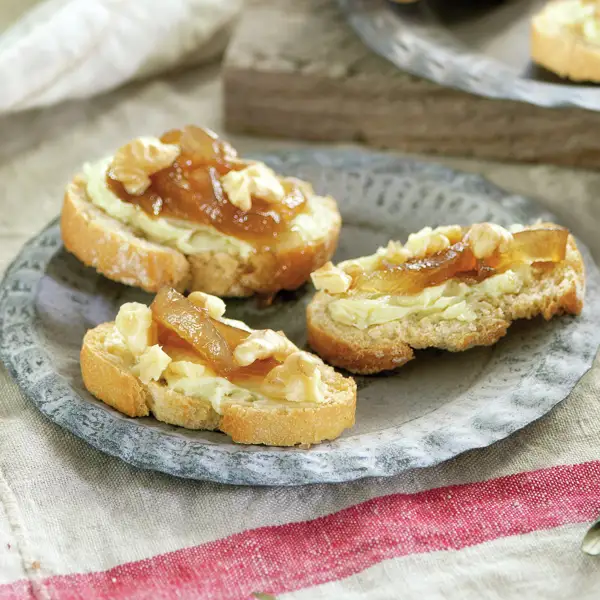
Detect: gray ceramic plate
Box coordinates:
(1, 149, 599, 485)
(339, 0, 600, 110)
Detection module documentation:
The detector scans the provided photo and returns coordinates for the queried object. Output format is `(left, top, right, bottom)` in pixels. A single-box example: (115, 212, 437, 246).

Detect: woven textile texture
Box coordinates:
(1, 64, 600, 599)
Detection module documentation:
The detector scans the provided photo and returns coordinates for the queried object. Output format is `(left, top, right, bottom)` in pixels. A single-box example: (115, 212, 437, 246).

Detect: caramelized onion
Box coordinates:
(353, 243, 477, 295)
(212, 319, 249, 347)
(489, 227, 568, 270)
(151, 288, 280, 379)
(107, 125, 308, 245)
(210, 320, 283, 379)
(150, 288, 235, 374)
(179, 125, 238, 170)
(352, 228, 569, 296)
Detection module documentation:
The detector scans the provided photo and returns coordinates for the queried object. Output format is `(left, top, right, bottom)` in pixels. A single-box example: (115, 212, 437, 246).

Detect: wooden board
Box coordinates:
(223, 0, 600, 168)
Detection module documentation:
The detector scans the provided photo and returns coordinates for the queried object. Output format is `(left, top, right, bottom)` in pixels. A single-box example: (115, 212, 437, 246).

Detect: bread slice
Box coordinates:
(81, 323, 356, 447)
(61, 176, 341, 297)
(531, 0, 600, 82)
(307, 227, 585, 374)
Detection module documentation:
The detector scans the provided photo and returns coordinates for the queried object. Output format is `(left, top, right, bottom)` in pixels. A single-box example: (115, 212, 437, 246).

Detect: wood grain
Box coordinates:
(223, 0, 600, 168)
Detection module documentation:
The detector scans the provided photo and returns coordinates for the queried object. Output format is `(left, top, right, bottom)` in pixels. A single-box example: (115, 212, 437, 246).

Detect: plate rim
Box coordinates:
(1, 148, 599, 485)
(339, 0, 600, 111)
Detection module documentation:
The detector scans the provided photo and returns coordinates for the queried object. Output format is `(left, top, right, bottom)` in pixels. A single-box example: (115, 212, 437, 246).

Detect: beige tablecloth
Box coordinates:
(1, 65, 600, 599)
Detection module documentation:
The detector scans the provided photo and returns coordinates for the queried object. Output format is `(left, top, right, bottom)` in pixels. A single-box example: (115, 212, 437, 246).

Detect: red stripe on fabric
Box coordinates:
(0, 581, 32, 600)
(2, 460, 599, 600)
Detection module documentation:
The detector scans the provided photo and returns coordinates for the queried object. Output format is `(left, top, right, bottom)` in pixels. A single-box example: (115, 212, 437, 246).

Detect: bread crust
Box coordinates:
(531, 2, 600, 82)
(61, 176, 340, 296)
(306, 318, 415, 374)
(81, 325, 151, 417)
(62, 177, 191, 292)
(187, 209, 341, 297)
(307, 232, 585, 375)
(81, 323, 356, 446)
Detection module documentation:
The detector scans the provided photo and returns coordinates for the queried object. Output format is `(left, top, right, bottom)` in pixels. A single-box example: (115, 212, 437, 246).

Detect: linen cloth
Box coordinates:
(0, 0, 242, 114)
(1, 64, 600, 599)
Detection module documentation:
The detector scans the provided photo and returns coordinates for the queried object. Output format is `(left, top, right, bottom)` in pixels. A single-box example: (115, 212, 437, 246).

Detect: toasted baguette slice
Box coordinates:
(62, 176, 191, 291)
(531, 0, 600, 82)
(62, 176, 341, 297)
(81, 311, 356, 447)
(307, 225, 585, 374)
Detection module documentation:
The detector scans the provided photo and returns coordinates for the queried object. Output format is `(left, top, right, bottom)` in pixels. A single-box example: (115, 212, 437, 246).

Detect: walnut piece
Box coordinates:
(465, 223, 513, 259)
(233, 329, 297, 366)
(115, 302, 157, 356)
(132, 345, 172, 385)
(221, 163, 285, 211)
(111, 136, 180, 195)
(381, 241, 411, 265)
(311, 261, 352, 294)
(405, 225, 463, 258)
(188, 292, 226, 319)
(264, 351, 328, 403)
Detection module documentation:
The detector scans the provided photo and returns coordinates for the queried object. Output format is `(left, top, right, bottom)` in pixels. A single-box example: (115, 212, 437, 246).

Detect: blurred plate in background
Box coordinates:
(339, 0, 600, 110)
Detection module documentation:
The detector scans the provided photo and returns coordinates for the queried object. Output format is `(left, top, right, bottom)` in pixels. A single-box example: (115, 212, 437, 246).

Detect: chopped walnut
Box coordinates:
(115, 302, 157, 356)
(264, 351, 328, 403)
(436, 225, 465, 244)
(221, 163, 285, 211)
(381, 241, 411, 265)
(132, 345, 172, 385)
(110, 137, 180, 195)
(405, 226, 462, 258)
(311, 262, 352, 294)
(465, 223, 513, 259)
(233, 329, 297, 366)
(188, 292, 226, 320)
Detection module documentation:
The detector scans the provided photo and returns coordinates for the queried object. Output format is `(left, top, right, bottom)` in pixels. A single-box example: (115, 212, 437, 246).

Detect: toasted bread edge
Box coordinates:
(61, 176, 341, 297)
(81, 323, 357, 446)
